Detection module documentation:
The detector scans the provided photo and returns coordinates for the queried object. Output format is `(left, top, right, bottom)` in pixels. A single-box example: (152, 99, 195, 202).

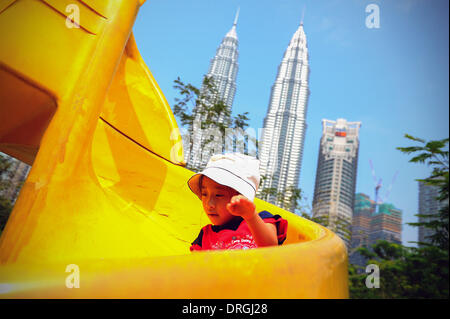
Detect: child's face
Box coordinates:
(201, 176, 239, 225)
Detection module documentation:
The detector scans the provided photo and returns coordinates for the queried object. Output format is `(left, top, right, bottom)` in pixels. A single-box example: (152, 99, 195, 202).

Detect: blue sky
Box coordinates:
(133, 0, 449, 246)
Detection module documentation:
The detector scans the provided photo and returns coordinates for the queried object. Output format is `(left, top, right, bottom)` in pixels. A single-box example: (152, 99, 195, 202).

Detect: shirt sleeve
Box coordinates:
(258, 211, 288, 245)
(190, 229, 204, 251)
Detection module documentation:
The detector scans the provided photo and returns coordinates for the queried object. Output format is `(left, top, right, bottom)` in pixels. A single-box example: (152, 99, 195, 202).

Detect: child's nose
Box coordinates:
(208, 196, 216, 208)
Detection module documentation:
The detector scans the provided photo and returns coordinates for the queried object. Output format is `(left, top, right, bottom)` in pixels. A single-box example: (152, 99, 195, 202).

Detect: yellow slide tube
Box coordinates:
(0, 0, 348, 298)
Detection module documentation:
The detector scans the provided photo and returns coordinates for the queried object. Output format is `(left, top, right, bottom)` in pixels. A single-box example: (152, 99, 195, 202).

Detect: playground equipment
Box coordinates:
(0, 0, 348, 298)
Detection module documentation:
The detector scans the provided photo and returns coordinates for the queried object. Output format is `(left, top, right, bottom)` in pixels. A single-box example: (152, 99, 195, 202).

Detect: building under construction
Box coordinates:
(349, 193, 402, 268)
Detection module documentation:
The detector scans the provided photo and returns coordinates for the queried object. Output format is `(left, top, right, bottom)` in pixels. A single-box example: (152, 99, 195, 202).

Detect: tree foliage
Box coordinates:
(397, 134, 448, 249)
(350, 241, 448, 298)
(173, 76, 252, 171)
(257, 176, 310, 215)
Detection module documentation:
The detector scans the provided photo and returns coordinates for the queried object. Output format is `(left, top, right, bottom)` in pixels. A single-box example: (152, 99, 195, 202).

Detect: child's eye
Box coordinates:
(215, 194, 224, 197)
(201, 193, 207, 197)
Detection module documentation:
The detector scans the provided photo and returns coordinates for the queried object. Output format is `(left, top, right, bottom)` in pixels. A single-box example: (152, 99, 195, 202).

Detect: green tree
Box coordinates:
(350, 240, 448, 298)
(173, 76, 252, 171)
(397, 134, 448, 250)
(257, 176, 310, 215)
(348, 263, 377, 298)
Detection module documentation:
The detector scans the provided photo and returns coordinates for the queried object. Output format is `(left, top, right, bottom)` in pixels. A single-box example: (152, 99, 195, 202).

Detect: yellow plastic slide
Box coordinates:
(0, 0, 348, 298)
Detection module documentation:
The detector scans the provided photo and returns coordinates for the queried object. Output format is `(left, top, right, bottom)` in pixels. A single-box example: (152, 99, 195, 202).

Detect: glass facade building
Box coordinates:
(186, 10, 240, 170)
(349, 193, 373, 266)
(370, 203, 402, 245)
(349, 193, 403, 269)
(418, 181, 446, 246)
(258, 23, 310, 210)
(312, 119, 361, 246)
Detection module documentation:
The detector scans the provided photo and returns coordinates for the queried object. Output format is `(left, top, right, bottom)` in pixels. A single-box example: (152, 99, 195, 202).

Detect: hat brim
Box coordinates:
(187, 167, 256, 201)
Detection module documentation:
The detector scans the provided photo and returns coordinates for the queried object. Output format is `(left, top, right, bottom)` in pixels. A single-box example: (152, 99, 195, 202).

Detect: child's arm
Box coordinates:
(226, 195, 278, 247)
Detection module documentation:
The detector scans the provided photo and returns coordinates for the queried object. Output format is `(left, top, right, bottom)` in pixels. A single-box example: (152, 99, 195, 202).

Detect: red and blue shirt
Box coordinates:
(190, 211, 288, 251)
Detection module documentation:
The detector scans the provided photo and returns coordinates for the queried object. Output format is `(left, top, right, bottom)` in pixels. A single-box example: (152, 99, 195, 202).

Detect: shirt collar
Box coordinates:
(211, 216, 243, 232)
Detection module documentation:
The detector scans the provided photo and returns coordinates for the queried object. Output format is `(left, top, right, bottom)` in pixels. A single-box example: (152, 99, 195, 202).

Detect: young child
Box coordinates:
(188, 153, 288, 251)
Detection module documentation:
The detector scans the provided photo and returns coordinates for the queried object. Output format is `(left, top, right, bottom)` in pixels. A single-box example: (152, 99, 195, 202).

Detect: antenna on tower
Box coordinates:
(300, 4, 306, 25)
(233, 7, 240, 26)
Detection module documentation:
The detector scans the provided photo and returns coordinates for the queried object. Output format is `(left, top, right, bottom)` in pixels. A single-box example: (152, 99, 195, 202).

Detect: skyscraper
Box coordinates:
(258, 22, 310, 209)
(369, 202, 402, 245)
(186, 9, 240, 170)
(312, 119, 361, 245)
(349, 192, 403, 269)
(349, 193, 373, 267)
(418, 181, 446, 246)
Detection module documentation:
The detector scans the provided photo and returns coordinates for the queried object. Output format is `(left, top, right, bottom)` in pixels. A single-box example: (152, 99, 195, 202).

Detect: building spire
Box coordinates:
(233, 7, 240, 26)
(225, 7, 239, 39)
(257, 14, 310, 212)
(300, 5, 306, 25)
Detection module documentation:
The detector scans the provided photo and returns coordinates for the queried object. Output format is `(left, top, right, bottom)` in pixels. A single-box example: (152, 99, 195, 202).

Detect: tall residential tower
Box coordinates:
(418, 181, 446, 246)
(349, 193, 403, 268)
(186, 10, 240, 170)
(258, 22, 310, 209)
(312, 119, 361, 245)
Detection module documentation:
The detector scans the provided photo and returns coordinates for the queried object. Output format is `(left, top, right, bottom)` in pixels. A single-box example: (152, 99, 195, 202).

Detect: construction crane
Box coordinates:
(369, 159, 399, 214)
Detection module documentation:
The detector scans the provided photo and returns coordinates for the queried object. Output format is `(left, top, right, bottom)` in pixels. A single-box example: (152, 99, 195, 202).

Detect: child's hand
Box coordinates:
(226, 195, 256, 220)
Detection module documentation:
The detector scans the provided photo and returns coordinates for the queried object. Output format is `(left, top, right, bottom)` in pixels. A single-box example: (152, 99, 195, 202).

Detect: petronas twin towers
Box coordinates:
(186, 9, 240, 170)
(258, 22, 310, 208)
(186, 9, 310, 210)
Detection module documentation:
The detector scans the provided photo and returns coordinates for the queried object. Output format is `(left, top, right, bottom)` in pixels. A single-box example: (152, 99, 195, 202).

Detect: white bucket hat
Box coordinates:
(188, 153, 261, 201)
